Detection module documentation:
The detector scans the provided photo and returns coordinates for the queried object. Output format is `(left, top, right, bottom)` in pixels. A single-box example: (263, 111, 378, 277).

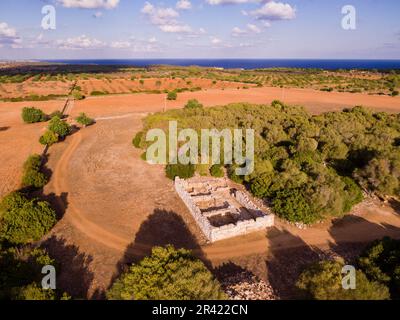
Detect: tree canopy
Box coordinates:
(107, 245, 226, 300)
(0, 192, 56, 245)
(48, 116, 71, 138)
(21, 107, 47, 124)
(133, 102, 400, 223)
(296, 260, 390, 300)
(357, 237, 400, 299)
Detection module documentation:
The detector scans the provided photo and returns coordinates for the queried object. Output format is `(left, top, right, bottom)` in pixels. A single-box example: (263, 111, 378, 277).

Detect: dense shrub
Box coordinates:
(354, 153, 400, 197)
(167, 91, 177, 100)
(0, 192, 56, 245)
(72, 89, 85, 100)
(165, 163, 195, 180)
(357, 237, 400, 299)
(21, 155, 48, 188)
(21, 107, 47, 124)
(48, 116, 70, 137)
(132, 131, 144, 148)
(39, 130, 58, 146)
(90, 91, 106, 96)
(137, 102, 400, 224)
(210, 164, 224, 177)
(107, 246, 226, 300)
(273, 188, 317, 224)
(0, 246, 69, 300)
(75, 113, 94, 126)
(296, 260, 390, 300)
(184, 99, 203, 109)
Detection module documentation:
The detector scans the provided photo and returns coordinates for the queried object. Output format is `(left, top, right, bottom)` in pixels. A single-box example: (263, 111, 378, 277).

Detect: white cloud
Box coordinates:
(110, 41, 131, 48)
(232, 24, 261, 36)
(58, 0, 119, 9)
(110, 38, 160, 52)
(141, 2, 155, 14)
(206, 0, 260, 5)
(142, 3, 179, 24)
(57, 35, 106, 49)
(159, 24, 192, 33)
(210, 36, 221, 44)
(262, 21, 271, 27)
(141, 2, 192, 33)
(176, 0, 192, 10)
(250, 1, 296, 21)
(232, 27, 246, 36)
(0, 22, 21, 47)
(247, 24, 261, 33)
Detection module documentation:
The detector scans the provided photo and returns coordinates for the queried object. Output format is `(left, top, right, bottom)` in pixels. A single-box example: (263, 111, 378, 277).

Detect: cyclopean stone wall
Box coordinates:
(174, 177, 274, 242)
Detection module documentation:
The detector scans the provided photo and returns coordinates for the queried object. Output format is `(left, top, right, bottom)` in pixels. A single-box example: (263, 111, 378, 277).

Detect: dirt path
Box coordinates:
(52, 132, 132, 252)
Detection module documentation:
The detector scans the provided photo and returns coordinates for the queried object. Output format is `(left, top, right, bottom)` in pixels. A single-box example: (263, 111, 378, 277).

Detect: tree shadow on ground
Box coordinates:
(41, 192, 69, 220)
(0, 126, 10, 131)
(108, 208, 210, 293)
(264, 227, 328, 299)
(41, 235, 95, 299)
(388, 198, 400, 216)
(328, 214, 400, 260)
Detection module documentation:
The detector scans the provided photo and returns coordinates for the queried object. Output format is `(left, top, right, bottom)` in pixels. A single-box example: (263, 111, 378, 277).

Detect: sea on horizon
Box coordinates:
(38, 59, 400, 70)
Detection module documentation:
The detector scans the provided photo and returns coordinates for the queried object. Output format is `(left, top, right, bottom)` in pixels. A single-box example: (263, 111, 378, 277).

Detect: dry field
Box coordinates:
(0, 100, 64, 197)
(1, 81, 400, 298)
(77, 77, 254, 95)
(0, 79, 73, 99)
(0, 75, 255, 99)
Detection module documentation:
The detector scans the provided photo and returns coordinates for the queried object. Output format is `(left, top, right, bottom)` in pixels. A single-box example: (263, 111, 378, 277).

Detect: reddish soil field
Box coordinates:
(0, 100, 65, 197)
(68, 86, 400, 118)
(0, 80, 73, 98)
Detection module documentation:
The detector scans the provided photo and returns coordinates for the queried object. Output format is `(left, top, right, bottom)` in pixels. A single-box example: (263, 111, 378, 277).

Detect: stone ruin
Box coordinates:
(174, 176, 274, 242)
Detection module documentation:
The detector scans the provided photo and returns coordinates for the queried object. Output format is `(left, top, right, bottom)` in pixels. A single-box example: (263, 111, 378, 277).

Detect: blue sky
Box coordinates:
(0, 0, 399, 59)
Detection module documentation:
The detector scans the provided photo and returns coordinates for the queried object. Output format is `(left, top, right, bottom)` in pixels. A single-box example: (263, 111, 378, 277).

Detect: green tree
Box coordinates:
(354, 153, 400, 197)
(75, 113, 94, 127)
(39, 130, 59, 146)
(167, 91, 177, 101)
(165, 163, 195, 180)
(21, 154, 48, 188)
(48, 116, 71, 137)
(296, 260, 390, 300)
(273, 188, 317, 224)
(15, 283, 57, 300)
(250, 173, 274, 198)
(0, 192, 56, 245)
(132, 131, 144, 148)
(0, 247, 69, 300)
(210, 164, 224, 177)
(107, 245, 227, 300)
(21, 107, 47, 124)
(72, 89, 85, 100)
(357, 237, 400, 299)
(184, 99, 203, 109)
